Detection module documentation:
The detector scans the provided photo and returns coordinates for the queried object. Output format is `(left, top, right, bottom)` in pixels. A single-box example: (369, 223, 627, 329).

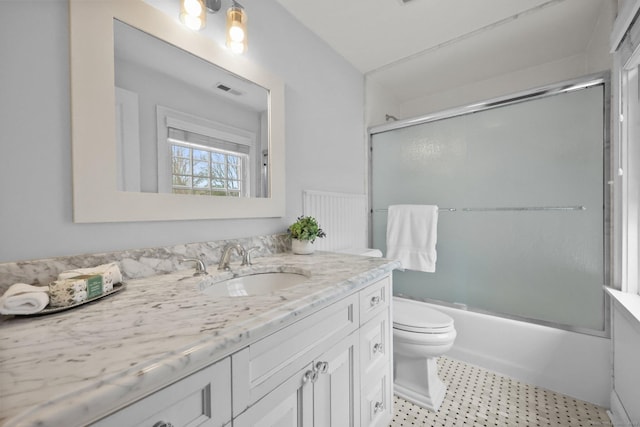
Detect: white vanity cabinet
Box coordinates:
(92, 274, 392, 427)
(233, 274, 393, 427)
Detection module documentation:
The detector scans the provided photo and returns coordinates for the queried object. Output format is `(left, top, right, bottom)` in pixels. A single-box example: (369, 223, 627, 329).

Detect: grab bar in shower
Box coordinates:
(373, 205, 586, 212)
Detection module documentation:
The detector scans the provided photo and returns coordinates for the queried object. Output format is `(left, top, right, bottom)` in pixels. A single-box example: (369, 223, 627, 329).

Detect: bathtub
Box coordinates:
(395, 297, 611, 407)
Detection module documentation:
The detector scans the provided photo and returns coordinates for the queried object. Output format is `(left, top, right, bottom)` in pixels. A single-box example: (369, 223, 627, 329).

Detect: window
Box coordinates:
(613, 4, 640, 294)
(169, 129, 249, 197)
(620, 62, 639, 294)
(156, 106, 256, 198)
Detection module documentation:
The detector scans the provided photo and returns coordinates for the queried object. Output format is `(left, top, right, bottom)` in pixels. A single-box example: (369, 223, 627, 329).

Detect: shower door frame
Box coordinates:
(367, 72, 612, 337)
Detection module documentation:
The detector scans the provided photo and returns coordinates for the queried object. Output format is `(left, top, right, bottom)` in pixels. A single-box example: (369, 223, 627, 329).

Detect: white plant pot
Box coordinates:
(291, 239, 314, 255)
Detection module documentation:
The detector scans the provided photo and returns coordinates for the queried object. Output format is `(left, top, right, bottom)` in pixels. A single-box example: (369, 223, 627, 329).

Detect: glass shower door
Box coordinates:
(371, 84, 606, 333)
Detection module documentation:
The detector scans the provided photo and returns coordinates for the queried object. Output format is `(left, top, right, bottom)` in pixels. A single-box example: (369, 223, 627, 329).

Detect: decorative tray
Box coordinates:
(22, 282, 126, 316)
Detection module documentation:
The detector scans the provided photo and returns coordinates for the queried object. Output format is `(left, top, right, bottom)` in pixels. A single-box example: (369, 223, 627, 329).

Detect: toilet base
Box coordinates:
(394, 356, 447, 412)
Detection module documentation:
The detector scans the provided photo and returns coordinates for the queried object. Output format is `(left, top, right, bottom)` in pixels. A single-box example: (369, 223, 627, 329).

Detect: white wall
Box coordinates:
(610, 300, 640, 424)
(0, 0, 364, 263)
(398, 54, 593, 118)
(365, 2, 615, 123)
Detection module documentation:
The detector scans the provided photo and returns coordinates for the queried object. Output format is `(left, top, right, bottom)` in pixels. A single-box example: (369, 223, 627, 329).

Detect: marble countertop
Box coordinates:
(0, 251, 399, 427)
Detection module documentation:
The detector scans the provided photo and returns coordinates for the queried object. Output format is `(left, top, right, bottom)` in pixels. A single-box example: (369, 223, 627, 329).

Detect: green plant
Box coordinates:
(287, 216, 327, 243)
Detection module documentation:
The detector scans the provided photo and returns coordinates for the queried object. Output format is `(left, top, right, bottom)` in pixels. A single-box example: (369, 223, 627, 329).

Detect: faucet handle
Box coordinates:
(179, 258, 208, 276)
(242, 247, 260, 266)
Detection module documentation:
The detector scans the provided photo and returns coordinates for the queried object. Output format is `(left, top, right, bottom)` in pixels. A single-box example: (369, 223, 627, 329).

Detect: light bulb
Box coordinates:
(226, 4, 247, 53)
(182, 14, 203, 31)
(229, 25, 245, 42)
(184, 0, 202, 16)
(180, 0, 206, 31)
(228, 41, 245, 54)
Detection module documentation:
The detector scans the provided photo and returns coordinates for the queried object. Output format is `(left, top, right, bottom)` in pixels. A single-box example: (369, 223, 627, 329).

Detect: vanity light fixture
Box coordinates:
(179, 0, 248, 54)
(180, 0, 206, 31)
(226, 1, 248, 54)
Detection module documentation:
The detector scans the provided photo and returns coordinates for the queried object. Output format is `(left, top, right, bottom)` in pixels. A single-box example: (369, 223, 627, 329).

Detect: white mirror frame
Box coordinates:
(69, 0, 285, 222)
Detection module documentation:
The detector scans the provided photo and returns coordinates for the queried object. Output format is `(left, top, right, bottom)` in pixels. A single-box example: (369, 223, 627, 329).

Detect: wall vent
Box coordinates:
(215, 83, 243, 96)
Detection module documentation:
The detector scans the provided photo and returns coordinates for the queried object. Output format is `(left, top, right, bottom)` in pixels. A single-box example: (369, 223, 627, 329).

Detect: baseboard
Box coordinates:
(609, 390, 632, 426)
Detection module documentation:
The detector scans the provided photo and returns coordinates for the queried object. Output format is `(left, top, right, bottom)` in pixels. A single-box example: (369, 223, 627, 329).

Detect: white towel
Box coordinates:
(0, 283, 50, 315)
(58, 262, 122, 293)
(386, 205, 438, 273)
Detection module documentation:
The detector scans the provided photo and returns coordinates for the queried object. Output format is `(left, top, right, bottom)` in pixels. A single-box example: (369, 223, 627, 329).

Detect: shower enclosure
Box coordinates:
(370, 74, 610, 336)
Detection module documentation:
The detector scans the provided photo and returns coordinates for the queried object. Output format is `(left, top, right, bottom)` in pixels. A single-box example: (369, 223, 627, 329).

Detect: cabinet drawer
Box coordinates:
(361, 363, 393, 427)
(360, 309, 390, 377)
(359, 276, 390, 325)
(233, 294, 359, 413)
(93, 358, 231, 427)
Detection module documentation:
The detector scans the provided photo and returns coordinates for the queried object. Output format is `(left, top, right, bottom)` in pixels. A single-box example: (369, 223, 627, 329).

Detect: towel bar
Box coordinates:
(373, 206, 586, 212)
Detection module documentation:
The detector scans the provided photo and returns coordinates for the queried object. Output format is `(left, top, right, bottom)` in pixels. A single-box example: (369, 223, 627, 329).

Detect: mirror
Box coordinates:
(69, 0, 285, 222)
(114, 20, 269, 198)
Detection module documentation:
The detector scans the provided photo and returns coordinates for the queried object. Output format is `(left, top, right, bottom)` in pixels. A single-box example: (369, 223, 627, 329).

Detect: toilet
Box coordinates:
(335, 247, 456, 412)
(392, 296, 456, 412)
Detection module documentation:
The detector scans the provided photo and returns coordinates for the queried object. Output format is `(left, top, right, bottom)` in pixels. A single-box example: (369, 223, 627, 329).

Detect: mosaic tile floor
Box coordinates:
(391, 357, 612, 427)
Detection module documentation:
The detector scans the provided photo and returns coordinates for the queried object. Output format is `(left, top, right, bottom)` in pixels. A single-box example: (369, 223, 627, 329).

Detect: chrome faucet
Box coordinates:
(242, 246, 260, 266)
(179, 258, 208, 276)
(218, 243, 246, 271)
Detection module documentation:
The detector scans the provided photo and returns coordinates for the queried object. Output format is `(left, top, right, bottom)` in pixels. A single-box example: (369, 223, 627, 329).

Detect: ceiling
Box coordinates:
(275, 0, 606, 106)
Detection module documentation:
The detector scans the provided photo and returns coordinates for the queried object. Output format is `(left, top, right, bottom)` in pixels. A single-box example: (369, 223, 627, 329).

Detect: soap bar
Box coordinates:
(57, 263, 121, 293)
(48, 275, 104, 307)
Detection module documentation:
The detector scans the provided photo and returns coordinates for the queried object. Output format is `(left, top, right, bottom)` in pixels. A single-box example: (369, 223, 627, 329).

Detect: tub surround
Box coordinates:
(0, 245, 399, 426)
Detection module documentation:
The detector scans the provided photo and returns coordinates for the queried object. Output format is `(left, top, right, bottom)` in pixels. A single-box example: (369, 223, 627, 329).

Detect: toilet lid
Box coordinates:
(393, 298, 454, 332)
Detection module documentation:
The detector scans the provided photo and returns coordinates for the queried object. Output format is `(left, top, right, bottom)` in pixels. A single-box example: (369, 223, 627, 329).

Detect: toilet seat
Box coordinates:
(393, 297, 454, 333)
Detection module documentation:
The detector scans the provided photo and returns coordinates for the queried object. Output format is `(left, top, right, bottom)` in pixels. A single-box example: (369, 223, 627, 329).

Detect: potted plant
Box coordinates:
(287, 216, 327, 254)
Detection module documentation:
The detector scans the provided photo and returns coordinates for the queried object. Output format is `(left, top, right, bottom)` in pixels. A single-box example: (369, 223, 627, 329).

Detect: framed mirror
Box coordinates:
(69, 0, 285, 222)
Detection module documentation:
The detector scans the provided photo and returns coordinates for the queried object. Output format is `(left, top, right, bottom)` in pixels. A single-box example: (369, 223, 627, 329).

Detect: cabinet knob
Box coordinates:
(370, 295, 381, 306)
(373, 343, 383, 354)
(302, 369, 318, 384)
(373, 401, 385, 414)
(153, 422, 174, 427)
(315, 361, 329, 374)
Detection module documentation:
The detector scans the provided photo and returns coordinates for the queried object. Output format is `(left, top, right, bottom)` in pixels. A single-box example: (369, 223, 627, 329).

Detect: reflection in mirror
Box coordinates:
(113, 19, 269, 198)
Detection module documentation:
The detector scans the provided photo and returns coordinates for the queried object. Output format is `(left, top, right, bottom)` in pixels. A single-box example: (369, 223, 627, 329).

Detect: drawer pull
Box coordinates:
(302, 369, 318, 384)
(315, 361, 329, 374)
(373, 401, 385, 414)
(373, 343, 383, 354)
(370, 295, 381, 306)
(153, 422, 175, 427)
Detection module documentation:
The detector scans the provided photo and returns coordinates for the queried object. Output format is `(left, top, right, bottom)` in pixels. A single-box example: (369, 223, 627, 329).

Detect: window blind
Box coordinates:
(168, 127, 250, 155)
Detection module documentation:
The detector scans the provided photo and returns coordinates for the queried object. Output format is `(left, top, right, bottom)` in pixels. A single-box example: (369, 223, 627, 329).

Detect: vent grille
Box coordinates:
(215, 83, 243, 96)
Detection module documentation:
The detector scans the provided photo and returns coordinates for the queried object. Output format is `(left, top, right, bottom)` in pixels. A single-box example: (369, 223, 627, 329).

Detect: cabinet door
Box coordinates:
(234, 363, 314, 427)
(313, 333, 360, 427)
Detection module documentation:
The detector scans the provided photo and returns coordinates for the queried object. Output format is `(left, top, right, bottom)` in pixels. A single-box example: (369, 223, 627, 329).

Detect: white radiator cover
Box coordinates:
(302, 190, 368, 252)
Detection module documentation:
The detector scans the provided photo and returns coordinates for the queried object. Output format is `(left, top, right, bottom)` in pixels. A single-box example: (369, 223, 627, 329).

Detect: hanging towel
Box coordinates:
(0, 283, 50, 315)
(386, 205, 438, 273)
(58, 262, 122, 293)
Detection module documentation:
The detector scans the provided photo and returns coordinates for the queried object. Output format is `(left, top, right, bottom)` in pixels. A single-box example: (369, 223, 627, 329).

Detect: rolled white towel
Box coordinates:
(0, 283, 50, 315)
(58, 262, 122, 293)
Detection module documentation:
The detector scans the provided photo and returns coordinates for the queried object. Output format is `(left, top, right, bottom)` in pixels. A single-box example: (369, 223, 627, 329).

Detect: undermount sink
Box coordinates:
(201, 272, 308, 297)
